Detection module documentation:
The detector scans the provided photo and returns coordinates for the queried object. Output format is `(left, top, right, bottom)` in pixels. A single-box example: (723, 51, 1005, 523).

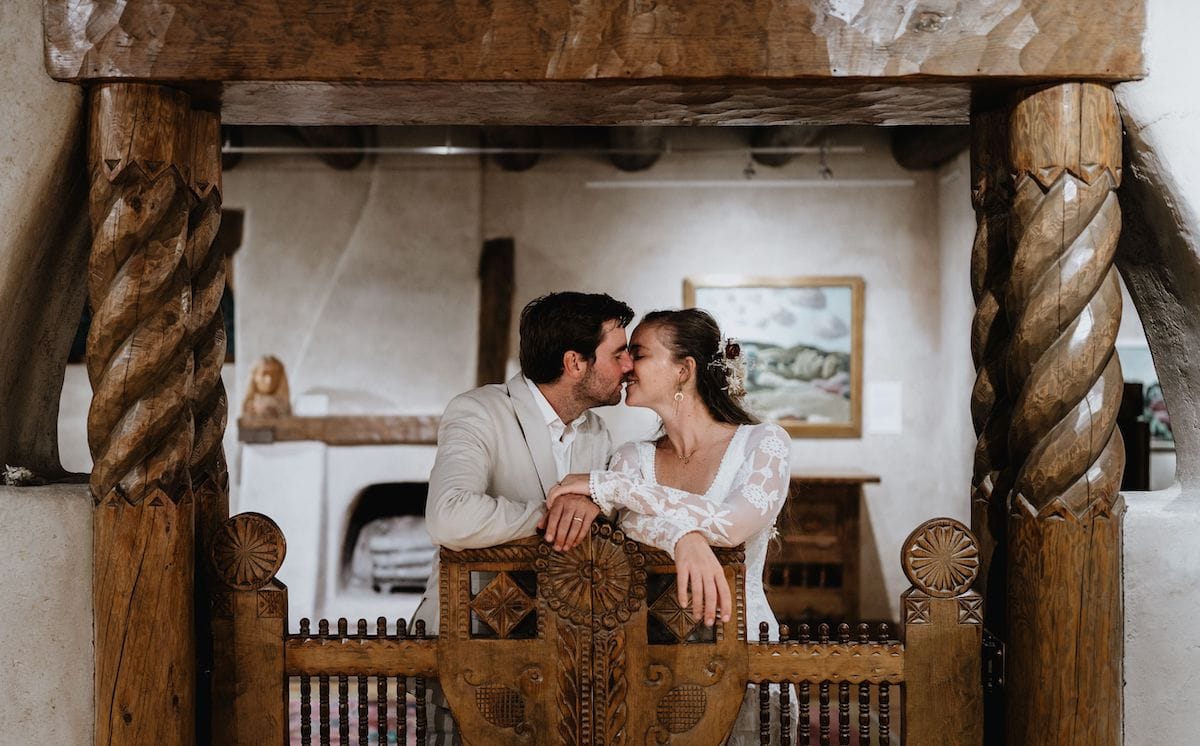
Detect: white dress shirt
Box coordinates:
(525, 376, 587, 481)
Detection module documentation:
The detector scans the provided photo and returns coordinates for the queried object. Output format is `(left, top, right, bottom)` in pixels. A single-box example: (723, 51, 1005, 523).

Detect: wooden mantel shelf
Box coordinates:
(790, 470, 881, 486)
(238, 415, 440, 446)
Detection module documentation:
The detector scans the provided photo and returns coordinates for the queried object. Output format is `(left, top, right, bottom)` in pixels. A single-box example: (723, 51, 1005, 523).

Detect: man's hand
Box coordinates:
(536, 493, 600, 552)
(546, 472, 591, 509)
(673, 532, 732, 627)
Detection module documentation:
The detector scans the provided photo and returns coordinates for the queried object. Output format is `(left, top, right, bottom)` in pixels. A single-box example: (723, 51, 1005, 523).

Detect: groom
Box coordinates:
(414, 289, 633, 614)
(415, 291, 633, 742)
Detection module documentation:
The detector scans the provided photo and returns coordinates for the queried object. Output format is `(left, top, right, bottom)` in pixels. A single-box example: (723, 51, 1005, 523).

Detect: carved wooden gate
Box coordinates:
(211, 512, 984, 745)
(438, 524, 748, 744)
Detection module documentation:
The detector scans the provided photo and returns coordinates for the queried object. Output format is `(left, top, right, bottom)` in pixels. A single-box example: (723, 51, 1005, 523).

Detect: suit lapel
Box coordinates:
(507, 373, 559, 498)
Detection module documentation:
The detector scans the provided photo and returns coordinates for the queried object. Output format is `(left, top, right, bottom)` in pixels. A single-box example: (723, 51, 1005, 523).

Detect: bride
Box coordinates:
(546, 308, 792, 742)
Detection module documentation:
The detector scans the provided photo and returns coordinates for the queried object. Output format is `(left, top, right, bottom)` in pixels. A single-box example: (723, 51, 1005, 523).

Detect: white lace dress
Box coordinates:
(588, 422, 791, 638)
(588, 423, 794, 743)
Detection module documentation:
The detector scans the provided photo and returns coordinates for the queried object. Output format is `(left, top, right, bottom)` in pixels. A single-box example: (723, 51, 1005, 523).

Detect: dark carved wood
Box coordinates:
(969, 107, 1012, 605)
(1005, 82, 1125, 746)
(476, 238, 515, 387)
(186, 108, 227, 745)
(87, 82, 197, 746)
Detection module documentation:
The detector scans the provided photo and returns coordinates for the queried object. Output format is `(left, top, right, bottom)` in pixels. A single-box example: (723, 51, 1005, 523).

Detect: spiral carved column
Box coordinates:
(1004, 83, 1125, 746)
(968, 108, 1012, 606)
(88, 83, 196, 745)
(186, 109, 228, 744)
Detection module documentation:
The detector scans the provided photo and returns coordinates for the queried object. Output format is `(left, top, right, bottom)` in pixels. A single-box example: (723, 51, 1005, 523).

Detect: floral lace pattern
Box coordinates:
(589, 423, 791, 557)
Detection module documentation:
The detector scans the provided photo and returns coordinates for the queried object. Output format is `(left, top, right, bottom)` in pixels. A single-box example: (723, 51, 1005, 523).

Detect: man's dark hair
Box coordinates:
(519, 292, 634, 384)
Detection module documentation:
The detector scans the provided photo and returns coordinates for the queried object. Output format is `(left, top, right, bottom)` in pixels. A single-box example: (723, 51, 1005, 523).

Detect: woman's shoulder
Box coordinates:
(740, 422, 791, 454)
(610, 439, 652, 465)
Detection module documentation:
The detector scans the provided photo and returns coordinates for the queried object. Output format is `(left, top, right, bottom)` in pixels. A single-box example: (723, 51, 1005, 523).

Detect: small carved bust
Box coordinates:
(242, 355, 292, 417)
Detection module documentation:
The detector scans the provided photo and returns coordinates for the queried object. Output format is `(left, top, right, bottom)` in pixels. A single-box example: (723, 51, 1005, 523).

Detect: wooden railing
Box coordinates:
(209, 514, 982, 744)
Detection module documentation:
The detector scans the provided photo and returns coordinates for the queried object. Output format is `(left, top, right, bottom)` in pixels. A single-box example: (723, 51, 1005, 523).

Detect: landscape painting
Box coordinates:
(685, 276, 864, 437)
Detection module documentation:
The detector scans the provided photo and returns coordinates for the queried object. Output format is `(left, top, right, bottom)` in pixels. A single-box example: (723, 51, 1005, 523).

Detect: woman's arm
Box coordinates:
(588, 424, 791, 552)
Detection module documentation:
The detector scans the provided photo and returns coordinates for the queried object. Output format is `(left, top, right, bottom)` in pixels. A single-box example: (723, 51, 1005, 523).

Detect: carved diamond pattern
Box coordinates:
(471, 572, 535, 638)
(958, 596, 984, 625)
(649, 581, 701, 642)
(905, 596, 931, 625)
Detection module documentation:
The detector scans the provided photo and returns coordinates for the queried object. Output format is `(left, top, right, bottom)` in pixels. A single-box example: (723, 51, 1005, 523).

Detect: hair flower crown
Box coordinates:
(709, 337, 748, 398)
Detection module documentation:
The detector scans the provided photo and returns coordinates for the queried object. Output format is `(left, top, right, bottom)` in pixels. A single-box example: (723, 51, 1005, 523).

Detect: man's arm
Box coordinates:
(425, 394, 543, 551)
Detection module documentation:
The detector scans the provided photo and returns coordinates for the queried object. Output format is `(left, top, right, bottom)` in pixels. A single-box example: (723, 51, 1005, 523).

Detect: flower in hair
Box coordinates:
(710, 337, 749, 398)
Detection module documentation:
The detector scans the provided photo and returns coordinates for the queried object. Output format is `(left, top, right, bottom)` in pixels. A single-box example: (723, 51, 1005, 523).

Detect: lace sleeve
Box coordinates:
(591, 425, 791, 556)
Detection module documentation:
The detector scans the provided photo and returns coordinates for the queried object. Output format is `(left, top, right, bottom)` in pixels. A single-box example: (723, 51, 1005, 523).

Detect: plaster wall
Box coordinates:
(1114, 0, 1200, 741)
(0, 485, 93, 743)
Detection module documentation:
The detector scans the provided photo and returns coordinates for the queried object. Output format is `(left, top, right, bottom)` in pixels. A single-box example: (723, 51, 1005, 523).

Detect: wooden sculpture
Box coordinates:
(242, 355, 292, 418)
(1004, 83, 1125, 746)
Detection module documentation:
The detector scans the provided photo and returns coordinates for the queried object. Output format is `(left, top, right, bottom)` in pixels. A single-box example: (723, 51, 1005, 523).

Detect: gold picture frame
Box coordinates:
(684, 275, 864, 438)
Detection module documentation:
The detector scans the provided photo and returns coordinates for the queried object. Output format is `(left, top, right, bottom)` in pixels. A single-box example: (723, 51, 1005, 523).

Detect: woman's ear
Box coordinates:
(680, 356, 697, 385)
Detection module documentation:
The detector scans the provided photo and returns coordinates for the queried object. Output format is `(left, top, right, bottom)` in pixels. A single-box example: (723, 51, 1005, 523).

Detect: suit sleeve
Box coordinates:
(425, 394, 544, 551)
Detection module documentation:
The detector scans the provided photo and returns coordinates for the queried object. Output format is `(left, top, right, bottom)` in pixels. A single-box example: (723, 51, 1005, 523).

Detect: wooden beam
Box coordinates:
(45, 0, 1144, 84)
(217, 80, 975, 126)
(476, 238, 515, 387)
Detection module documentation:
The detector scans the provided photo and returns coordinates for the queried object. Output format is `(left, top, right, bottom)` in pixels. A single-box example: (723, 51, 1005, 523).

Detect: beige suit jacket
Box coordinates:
(414, 372, 613, 630)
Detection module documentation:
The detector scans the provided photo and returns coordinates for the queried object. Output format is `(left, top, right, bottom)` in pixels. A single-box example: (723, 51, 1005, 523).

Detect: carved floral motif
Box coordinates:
(211, 512, 286, 590)
(536, 523, 646, 629)
(901, 518, 979, 598)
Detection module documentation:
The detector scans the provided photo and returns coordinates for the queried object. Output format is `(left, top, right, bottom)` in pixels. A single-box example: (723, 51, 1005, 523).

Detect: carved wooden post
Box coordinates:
(210, 513, 289, 745)
(901, 519, 983, 746)
(1005, 83, 1125, 745)
(186, 108, 228, 742)
(88, 83, 196, 744)
(968, 108, 1012, 603)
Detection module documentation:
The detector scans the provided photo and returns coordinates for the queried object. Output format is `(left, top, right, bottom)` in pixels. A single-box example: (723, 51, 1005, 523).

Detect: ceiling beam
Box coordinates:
(45, 0, 1144, 83)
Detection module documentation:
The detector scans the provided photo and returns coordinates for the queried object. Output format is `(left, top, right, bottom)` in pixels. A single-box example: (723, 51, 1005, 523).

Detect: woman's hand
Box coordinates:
(546, 472, 592, 509)
(673, 532, 732, 627)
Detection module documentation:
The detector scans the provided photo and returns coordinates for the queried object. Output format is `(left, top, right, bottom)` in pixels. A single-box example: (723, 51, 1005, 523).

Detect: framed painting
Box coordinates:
(684, 275, 864, 438)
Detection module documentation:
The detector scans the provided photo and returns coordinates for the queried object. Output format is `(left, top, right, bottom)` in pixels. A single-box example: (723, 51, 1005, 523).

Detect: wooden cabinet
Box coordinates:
(764, 472, 880, 624)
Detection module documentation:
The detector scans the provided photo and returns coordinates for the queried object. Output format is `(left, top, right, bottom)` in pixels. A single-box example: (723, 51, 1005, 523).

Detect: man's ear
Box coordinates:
(563, 350, 587, 379)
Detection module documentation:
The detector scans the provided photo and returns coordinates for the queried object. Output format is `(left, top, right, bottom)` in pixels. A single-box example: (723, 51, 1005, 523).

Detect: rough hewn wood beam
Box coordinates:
(216, 80, 975, 126)
(45, 0, 1144, 83)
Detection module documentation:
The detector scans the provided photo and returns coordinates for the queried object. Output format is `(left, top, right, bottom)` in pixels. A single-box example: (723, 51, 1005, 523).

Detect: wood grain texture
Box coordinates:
(44, 0, 1144, 83)
(968, 107, 1012, 608)
(900, 519, 983, 746)
(1004, 82, 1125, 746)
(213, 79, 979, 126)
(87, 82, 197, 746)
(237, 414, 440, 445)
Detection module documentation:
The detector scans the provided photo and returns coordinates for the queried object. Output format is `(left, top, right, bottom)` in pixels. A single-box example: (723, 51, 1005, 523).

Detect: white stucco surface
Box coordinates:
(1115, 1, 1200, 741)
(0, 485, 93, 743)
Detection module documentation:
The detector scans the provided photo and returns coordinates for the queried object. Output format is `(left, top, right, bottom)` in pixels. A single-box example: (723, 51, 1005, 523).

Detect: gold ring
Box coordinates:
(571, 517, 584, 523)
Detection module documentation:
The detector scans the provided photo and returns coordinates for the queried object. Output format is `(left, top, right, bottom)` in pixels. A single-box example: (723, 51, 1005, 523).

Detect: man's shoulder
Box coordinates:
(443, 382, 516, 420)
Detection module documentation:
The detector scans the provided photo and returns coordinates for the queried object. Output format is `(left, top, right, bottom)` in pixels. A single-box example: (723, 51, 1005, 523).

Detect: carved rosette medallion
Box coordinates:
(211, 512, 286, 591)
(901, 518, 979, 598)
(535, 523, 646, 629)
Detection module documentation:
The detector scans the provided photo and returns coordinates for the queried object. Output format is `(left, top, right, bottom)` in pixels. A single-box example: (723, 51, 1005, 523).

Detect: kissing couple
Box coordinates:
(414, 291, 792, 744)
